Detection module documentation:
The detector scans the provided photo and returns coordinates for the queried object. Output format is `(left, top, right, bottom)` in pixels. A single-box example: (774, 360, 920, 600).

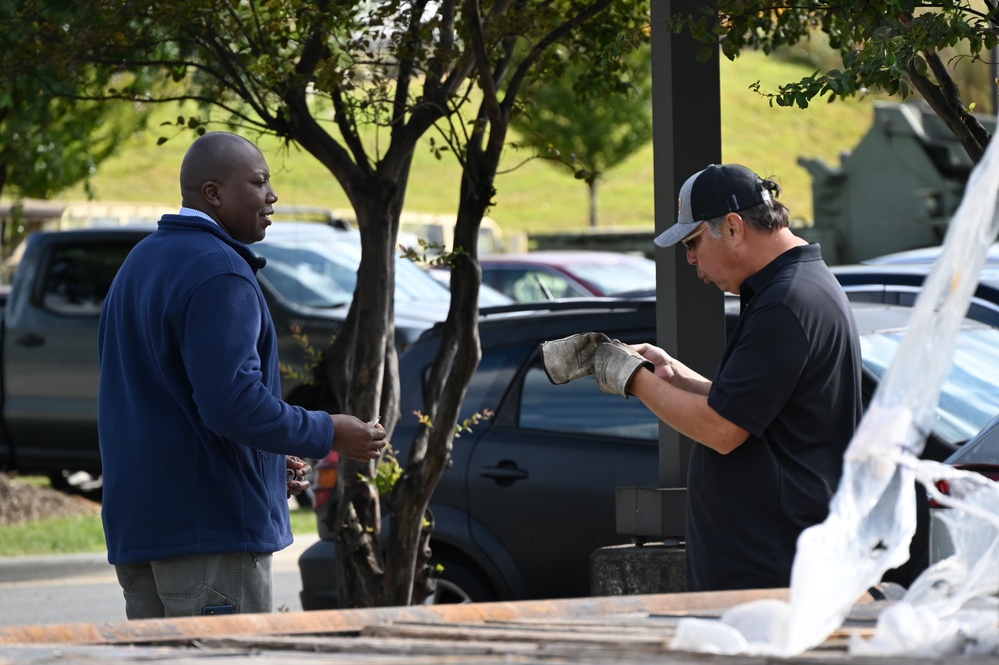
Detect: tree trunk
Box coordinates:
(327, 176, 407, 608)
(384, 170, 491, 606)
(908, 51, 990, 163)
(588, 178, 599, 228)
(278, 0, 619, 610)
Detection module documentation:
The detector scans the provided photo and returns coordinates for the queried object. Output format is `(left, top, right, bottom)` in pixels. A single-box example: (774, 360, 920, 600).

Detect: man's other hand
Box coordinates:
(331, 414, 388, 462)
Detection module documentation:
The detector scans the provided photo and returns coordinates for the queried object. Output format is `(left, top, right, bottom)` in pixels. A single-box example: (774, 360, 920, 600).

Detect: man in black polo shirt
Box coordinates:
(549, 164, 862, 592)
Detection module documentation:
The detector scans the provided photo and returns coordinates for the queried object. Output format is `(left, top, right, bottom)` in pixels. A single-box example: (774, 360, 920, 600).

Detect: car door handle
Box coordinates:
(16, 333, 45, 348)
(480, 460, 529, 486)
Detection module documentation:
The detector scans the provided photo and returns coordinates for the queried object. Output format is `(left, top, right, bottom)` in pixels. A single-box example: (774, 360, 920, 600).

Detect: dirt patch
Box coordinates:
(0, 473, 102, 525)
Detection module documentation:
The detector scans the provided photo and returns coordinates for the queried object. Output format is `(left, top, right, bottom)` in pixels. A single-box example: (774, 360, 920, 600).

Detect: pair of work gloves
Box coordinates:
(540, 332, 653, 397)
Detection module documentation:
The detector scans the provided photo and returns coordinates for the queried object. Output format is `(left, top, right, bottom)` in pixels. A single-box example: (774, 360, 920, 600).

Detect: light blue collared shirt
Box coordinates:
(178, 206, 219, 226)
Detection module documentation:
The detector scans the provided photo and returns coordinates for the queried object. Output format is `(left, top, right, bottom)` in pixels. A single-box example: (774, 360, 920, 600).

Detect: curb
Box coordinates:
(0, 552, 110, 584)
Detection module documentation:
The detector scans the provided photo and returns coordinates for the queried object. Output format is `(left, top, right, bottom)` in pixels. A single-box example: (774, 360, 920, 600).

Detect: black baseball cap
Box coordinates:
(654, 164, 771, 248)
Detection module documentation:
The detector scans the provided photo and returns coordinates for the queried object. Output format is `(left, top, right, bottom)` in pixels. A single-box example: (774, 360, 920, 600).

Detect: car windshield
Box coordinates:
(255, 243, 356, 307)
(860, 326, 999, 445)
(393, 259, 452, 302)
(254, 230, 450, 308)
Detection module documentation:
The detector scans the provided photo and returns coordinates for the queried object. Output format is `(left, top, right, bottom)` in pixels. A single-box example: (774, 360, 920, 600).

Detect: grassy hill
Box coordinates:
(57, 49, 881, 236)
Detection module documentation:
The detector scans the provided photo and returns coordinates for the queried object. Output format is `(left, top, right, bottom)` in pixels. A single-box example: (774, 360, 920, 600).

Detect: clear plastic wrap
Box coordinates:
(671, 118, 999, 657)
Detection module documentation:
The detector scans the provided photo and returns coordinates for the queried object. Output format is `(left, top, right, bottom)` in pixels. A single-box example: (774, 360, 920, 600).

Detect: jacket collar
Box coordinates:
(158, 214, 267, 273)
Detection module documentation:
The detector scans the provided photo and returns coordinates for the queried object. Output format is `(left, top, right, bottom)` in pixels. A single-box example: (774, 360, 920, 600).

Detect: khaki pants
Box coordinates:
(114, 551, 273, 619)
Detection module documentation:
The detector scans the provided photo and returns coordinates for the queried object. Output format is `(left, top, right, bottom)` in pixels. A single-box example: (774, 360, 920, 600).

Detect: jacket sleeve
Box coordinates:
(179, 271, 333, 459)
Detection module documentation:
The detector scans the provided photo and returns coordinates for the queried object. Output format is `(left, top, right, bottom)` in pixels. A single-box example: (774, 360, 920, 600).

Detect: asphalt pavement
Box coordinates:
(0, 533, 320, 627)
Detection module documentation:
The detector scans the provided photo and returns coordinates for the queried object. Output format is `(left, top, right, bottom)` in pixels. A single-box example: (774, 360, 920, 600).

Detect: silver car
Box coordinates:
(927, 414, 999, 564)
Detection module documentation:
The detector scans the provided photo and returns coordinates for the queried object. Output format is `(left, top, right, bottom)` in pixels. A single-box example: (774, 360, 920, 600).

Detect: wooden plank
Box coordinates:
(0, 589, 793, 646)
(3, 588, 931, 665)
(197, 634, 547, 657)
(359, 621, 672, 646)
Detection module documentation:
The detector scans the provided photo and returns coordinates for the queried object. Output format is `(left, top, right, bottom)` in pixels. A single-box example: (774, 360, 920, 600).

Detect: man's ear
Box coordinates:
(724, 212, 745, 244)
(202, 181, 222, 209)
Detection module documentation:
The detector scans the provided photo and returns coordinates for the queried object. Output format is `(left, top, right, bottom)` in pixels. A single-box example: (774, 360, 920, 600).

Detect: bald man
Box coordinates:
(98, 132, 386, 619)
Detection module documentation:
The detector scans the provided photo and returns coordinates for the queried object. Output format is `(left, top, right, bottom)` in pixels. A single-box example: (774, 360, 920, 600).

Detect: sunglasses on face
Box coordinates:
(681, 223, 708, 250)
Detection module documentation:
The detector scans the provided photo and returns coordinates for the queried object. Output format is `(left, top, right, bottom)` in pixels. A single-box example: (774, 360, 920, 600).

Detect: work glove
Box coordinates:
(594, 340, 654, 397)
(540, 332, 611, 385)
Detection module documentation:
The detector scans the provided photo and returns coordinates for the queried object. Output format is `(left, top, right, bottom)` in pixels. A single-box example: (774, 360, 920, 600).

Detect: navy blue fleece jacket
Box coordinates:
(97, 215, 333, 565)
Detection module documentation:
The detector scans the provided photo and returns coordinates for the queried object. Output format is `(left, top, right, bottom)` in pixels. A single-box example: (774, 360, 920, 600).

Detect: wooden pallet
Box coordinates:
(0, 589, 962, 665)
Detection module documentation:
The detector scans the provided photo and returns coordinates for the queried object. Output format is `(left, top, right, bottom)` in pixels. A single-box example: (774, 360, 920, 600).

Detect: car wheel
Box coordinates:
(425, 556, 495, 604)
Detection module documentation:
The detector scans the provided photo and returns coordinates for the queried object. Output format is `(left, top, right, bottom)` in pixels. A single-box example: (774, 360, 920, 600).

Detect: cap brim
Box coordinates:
(654, 221, 700, 248)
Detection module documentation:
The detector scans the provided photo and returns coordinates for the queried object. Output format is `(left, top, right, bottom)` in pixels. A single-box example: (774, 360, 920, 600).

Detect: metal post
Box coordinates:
(615, 0, 723, 542)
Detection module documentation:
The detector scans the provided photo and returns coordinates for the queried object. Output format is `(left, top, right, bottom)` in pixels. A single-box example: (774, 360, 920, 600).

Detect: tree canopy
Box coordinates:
(511, 43, 652, 227)
(5, 0, 652, 607)
(0, 3, 149, 207)
(673, 1, 997, 161)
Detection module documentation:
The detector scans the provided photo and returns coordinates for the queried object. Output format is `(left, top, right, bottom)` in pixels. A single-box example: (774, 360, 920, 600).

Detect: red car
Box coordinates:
(478, 251, 655, 302)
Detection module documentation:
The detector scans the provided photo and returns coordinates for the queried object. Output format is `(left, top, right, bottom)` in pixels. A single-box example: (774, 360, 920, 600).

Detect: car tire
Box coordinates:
(426, 556, 495, 604)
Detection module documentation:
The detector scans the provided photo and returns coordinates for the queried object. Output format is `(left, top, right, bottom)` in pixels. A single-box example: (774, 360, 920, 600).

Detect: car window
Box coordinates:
(484, 267, 588, 302)
(427, 344, 524, 427)
(570, 258, 656, 296)
(518, 362, 658, 440)
(39, 242, 137, 316)
(523, 271, 587, 300)
(860, 326, 999, 444)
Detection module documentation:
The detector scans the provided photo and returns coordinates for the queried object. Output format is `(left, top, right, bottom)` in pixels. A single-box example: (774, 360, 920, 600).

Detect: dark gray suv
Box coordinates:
(299, 297, 999, 608)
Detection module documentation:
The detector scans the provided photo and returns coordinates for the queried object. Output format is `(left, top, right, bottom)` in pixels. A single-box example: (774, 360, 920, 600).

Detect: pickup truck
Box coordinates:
(0, 222, 451, 494)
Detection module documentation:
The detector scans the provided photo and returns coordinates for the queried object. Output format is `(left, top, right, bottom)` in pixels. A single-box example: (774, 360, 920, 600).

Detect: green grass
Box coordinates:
(0, 474, 319, 557)
(53, 49, 883, 234)
(0, 508, 318, 558)
(290, 505, 319, 539)
(0, 514, 108, 557)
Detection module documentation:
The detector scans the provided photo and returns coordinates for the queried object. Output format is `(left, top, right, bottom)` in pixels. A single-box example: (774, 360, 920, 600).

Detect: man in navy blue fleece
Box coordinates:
(98, 132, 387, 619)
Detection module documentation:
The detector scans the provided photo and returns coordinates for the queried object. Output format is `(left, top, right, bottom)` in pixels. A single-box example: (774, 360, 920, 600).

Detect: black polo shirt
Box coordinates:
(686, 243, 862, 592)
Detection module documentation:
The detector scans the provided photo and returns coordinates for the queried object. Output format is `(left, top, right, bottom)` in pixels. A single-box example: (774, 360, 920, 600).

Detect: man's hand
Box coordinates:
(594, 340, 654, 397)
(330, 414, 388, 462)
(540, 332, 611, 384)
(285, 456, 313, 496)
(631, 342, 676, 382)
